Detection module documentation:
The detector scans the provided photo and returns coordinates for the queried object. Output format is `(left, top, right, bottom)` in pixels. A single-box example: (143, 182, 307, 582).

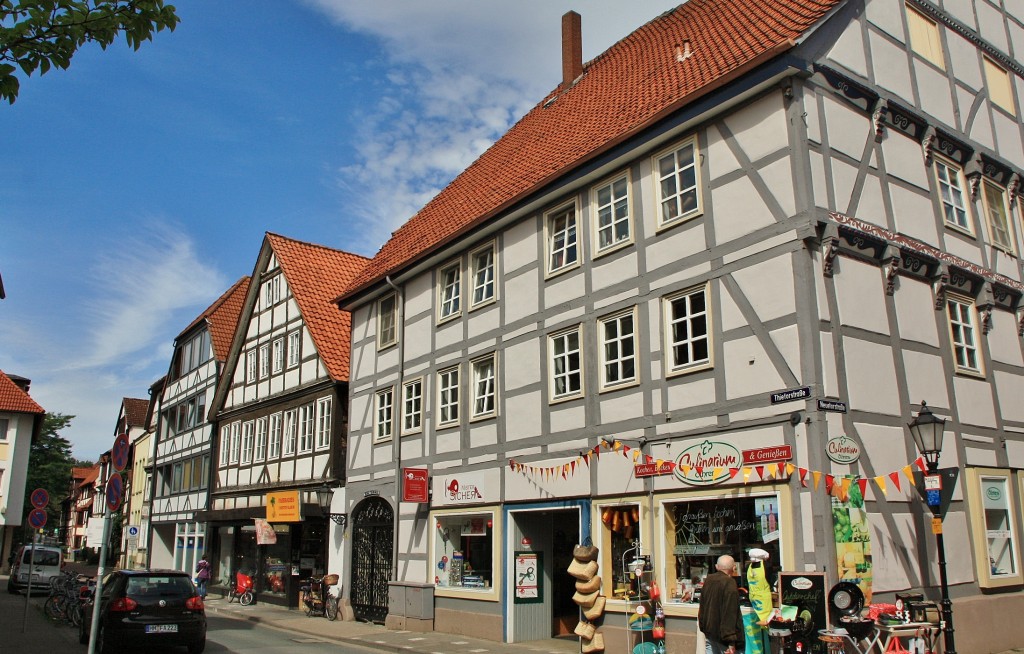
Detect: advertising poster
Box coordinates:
(514, 551, 541, 603)
(831, 477, 873, 603)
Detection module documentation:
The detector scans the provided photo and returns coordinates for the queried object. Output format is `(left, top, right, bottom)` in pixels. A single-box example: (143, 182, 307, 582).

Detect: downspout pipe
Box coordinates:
(385, 275, 406, 580)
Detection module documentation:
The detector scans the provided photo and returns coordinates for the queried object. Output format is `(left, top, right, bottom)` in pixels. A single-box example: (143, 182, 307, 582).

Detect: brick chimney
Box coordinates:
(562, 11, 583, 87)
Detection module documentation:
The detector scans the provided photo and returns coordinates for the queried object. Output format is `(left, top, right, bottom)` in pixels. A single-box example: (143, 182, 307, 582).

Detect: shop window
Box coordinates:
(663, 493, 782, 606)
(967, 468, 1023, 588)
(598, 504, 642, 597)
(262, 524, 292, 596)
(432, 512, 494, 590)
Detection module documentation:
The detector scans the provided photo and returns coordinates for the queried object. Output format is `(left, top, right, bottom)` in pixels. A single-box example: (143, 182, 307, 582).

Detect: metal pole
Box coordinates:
(934, 527, 956, 654)
(87, 507, 113, 654)
(21, 531, 39, 633)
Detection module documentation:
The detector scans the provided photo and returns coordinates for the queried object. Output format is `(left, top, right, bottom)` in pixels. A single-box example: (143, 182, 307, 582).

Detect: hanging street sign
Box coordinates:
(105, 472, 124, 512)
(111, 432, 130, 472)
(30, 487, 49, 509)
(817, 399, 848, 413)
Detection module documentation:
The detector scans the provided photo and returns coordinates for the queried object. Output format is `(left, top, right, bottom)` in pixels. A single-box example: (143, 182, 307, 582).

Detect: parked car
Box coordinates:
(6, 544, 63, 593)
(79, 569, 206, 654)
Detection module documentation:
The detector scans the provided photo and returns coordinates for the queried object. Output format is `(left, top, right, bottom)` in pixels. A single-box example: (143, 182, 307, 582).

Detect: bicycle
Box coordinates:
(43, 571, 93, 626)
(227, 570, 254, 606)
(299, 573, 339, 621)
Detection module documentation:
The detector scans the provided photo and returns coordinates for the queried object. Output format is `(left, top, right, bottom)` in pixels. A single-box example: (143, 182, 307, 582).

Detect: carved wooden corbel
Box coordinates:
(822, 224, 840, 278)
(965, 154, 984, 201)
(921, 126, 936, 165)
(1018, 311, 1024, 337)
(1008, 173, 1021, 203)
(872, 99, 888, 142)
(978, 283, 995, 335)
(883, 244, 901, 295)
(933, 263, 949, 310)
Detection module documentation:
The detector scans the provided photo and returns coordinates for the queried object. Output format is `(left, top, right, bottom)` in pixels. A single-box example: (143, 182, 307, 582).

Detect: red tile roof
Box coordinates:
(177, 277, 251, 363)
(122, 397, 149, 428)
(341, 0, 842, 298)
(267, 233, 370, 382)
(0, 370, 44, 414)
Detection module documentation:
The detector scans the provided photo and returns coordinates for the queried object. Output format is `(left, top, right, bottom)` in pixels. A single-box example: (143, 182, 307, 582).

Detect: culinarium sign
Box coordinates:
(674, 440, 741, 485)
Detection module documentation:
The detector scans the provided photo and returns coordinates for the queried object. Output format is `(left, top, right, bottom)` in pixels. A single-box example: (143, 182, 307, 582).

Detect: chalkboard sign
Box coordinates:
(778, 572, 828, 654)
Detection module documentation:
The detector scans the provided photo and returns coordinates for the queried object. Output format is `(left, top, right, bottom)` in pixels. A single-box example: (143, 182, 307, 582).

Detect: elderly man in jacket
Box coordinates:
(698, 554, 744, 654)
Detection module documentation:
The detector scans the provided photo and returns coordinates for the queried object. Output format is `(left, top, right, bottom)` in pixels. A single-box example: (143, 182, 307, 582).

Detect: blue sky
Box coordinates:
(2, 0, 677, 459)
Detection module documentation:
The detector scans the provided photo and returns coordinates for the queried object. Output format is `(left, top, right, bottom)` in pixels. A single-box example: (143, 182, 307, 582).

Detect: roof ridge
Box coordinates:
(266, 232, 372, 262)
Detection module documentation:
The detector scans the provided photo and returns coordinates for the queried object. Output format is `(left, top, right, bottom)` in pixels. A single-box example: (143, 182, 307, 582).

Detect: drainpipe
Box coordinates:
(385, 275, 406, 580)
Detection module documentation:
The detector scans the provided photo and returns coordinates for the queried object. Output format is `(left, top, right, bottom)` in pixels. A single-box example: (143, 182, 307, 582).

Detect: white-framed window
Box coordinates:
(593, 173, 632, 253)
(241, 420, 255, 464)
(375, 387, 395, 442)
(472, 354, 497, 419)
(470, 243, 496, 308)
(546, 203, 579, 275)
(229, 422, 241, 464)
(268, 413, 282, 459)
(254, 417, 268, 462)
(947, 295, 982, 375)
(549, 326, 583, 400)
(402, 378, 423, 435)
(437, 366, 460, 427)
(316, 397, 332, 449)
(264, 274, 281, 307)
(287, 331, 300, 368)
(984, 56, 1015, 115)
(933, 157, 971, 231)
(283, 409, 297, 455)
(906, 3, 944, 69)
(437, 260, 462, 323)
(967, 468, 1023, 589)
(259, 343, 271, 379)
(599, 308, 638, 389)
(219, 425, 230, 467)
(981, 180, 1015, 253)
(664, 284, 712, 375)
(245, 349, 257, 383)
(272, 337, 284, 373)
(298, 403, 314, 452)
(654, 136, 701, 228)
(377, 293, 398, 349)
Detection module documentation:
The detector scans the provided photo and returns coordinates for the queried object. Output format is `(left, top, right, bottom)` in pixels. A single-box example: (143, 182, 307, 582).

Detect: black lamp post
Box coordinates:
(316, 483, 347, 528)
(907, 402, 956, 654)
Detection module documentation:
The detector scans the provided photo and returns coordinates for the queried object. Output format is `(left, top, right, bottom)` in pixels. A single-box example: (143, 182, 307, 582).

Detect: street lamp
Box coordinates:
(316, 483, 347, 528)
(907, 402, 956, 654)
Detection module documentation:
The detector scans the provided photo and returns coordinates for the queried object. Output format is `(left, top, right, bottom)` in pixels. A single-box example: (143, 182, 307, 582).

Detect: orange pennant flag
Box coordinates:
(902, 465, 915, 484)
(743, 467, 752, 484)
(633, 449, 642, 463)
(874, 475, 887, 496)
(713, 467, 724, 481)
(888, 471, 901, 492)
(613, 440, 622, 451)
(786, 463, 796, 476)
(812, 471, 822, 490)
(841, 477, 852, 495)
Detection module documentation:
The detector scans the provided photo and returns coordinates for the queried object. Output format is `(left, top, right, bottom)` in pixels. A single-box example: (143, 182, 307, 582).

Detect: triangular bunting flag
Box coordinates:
(858, 478, 868, 498)
(509, 459, 516, 470)
(695, 466, 704, 476)
(613, 440, 622, 450)
(874, 476, 887, 496)
(902, 465, 915, 484)
(755, 465, 764, 480)
(713, 467, 723, 481)
(646, 455, 654, 464)
(786, 463, 796, 475)
(841, 477, 852, 495)
(812, 470, 821, 490)
(633, 449, 642, 463)
(571, 460, 577, 475)
(681, 464, 691, 476)
(799, 468, 808, 487)
(763, 465, 775, 479)
(623, 445, 631, 457)
(583, 453, 590, 467)
(743, 467, 752, 484)
(729, 467, 740, 479)
(888, 471, 901, 492)
(914, 457, 927, 473)
(593, 445, 600, 459)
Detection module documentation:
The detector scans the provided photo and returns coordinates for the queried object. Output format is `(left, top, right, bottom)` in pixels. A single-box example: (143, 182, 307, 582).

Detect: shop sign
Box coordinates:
(770, 386, 810, 404)
(673, 440, 741, 486)
(266, 490, 302, 522)
(825, 435, 861, 464)
(432, 470, 492, 507)
(402, 467, 430, 503)
(634, 461, 675, 478)
(742, 445, 792, 465)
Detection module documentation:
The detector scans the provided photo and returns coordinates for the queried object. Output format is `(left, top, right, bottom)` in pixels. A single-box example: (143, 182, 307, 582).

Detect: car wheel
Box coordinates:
(97, 626, 111, 654)
(187, 637, 206, 654)
(7, 580, 18, 594)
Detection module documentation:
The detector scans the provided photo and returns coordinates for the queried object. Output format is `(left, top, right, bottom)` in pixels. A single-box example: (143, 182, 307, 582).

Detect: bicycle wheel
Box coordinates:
(44, 595, 62, 620)
(325, 596, 339, 621)
(69, 601, 83, 627)
(239, 590, 254, 606)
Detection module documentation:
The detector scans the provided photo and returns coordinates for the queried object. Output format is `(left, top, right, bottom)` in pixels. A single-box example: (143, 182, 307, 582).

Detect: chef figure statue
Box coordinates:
(744, 547, 773, 654)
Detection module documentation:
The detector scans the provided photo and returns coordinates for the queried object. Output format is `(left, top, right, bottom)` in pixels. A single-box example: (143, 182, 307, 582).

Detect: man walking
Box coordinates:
(698, 554, 744, 654)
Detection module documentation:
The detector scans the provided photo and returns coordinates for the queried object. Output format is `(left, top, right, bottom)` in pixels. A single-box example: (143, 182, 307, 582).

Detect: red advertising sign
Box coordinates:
(634, 461, 676, 478)
(742, 445, 793, 465)
(402, 467, 429, 503)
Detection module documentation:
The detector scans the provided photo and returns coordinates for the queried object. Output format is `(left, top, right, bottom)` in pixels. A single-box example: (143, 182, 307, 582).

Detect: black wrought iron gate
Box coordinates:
(350, 496, 394, 623)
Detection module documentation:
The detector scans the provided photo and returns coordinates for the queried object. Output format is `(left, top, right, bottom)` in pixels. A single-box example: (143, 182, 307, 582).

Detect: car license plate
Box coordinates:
(145, 624, 178, 634)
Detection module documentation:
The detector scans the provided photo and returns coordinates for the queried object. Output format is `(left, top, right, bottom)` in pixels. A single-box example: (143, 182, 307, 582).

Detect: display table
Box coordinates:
(860, 622, 941, 653)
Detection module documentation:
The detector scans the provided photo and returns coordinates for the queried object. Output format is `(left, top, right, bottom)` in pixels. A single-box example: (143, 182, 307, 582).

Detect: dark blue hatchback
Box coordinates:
(79, 569, 207, 654)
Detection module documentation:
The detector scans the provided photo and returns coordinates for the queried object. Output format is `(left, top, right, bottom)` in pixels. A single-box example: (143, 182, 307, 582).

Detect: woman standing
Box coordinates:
(195, 554, 211, 599)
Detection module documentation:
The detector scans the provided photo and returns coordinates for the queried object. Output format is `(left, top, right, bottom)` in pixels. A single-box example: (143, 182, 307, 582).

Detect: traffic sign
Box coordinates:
(112, 432, 130, 472)
(28, 508, 47, 529)
(30, 487, 49, 509)
(106, 472, 124, 512)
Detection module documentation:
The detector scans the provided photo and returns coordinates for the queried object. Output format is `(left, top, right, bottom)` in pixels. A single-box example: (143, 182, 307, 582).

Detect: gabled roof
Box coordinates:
(266, 233, 370, 382)
(77, 465, 100, 489)
(177, 276, 251, 362)
(0, 370, 44, 414)
(340, 0, 843, 299)
(122, 397, 149, 428)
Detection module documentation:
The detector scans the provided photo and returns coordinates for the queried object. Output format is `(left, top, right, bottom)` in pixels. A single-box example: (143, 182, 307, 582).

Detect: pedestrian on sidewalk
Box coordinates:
(195, 555, 211, 599)
(698, 554, 744, 654)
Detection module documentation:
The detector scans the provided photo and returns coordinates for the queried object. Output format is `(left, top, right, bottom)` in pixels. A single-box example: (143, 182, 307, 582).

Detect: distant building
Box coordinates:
(0, 371, 45, 571)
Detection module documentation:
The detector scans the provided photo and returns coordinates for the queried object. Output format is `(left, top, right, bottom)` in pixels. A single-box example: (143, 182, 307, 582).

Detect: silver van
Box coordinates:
(7, 545, 63, 593)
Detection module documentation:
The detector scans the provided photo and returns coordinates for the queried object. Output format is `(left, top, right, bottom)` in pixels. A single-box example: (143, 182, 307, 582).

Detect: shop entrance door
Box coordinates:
(509, 506, 581, 643)
(350, 497, 393, 623)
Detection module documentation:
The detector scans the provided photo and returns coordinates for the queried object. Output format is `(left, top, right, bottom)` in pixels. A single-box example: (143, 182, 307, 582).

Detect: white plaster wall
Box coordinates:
(823, 96, 872, 163)
(854, 422, 916, 502)
(404, 315, 434, 362)
(591, 251, 638, 294)
(723, 93, 789, 164)
(944, 233, 984, 268)
(467, 304, 500, 339)
(826, 15, 868, 78)
(504, 339, 540, 392)
(953, 376, 997, 428)
(944, 1, 975, 29)
(834, 257, 890, 335)
(665, 376, 716, 411)
(761, 157, 798, 219)
(977, 1, 1009, 53)
(870, 31, 914, 103)
(729, 255, 797, 323)
(469, 423, 498, 449)
(989, 310, 1024, 366)
(964, 90, 996, 150)
(820, 331, 839, 398)
(948, 34, 983, 91)
(502, 217, 540, 274)
(831, 158, 859, 216)
(504, 270, 539, 325)
(504, 392, 542, 441)
(711, 175, 778, 243)
(890, 184, 937, 242)
(916, 63, 956, 128)
(865, 0, 905, 41)
(809, 150, 828, 209)
(869, 514, 915, 592)
(404, 273, 432, 320)
(995, 371, 1024, 423)
(717, 282, 745, 333)
(855, 174, 889, 228)
(843, 337, 902, 416)
(901, 350, 947, 406)
(892, 278, 939, 347)
(706, 124, 742, 179)
(993, 110, 1024, 168)
(550, 403, 585, 433)
(723, 335, 787, 400)
(597, 389, 646, 424)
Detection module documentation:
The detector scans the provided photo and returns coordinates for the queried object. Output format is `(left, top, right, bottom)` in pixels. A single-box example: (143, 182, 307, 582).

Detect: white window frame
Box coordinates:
(599, 307, 639, 390)
(254, 417, 268, 462)
(268, 412, 282, 459)
(219, 425, 230, 467)
(402, 377, 423, 435)
(272, 337, 284, 373)
(933, 157, 971, 232)
(664, 283, 712, 376)
(316, 396, 332, 450)
(241, 420, 255, 464)
(549, 325, 583, 401)
(545, 202, 580, 276)
(375, 387, 395, 443)
(469, 242, 497, 309)
(437, 365, 461, 427)
(437, 260, 463, 322)
(471, 353, 497, 419)
(984, 56, 1016, 115)
(654, 135, 702, 229)
(283, 409, 297, 455)
(259, 343, 271, 379)
(980, 179, 1016, 253)
(906, 3, 944, 70)
(967, 468, 1024, 589)
(245, 349, 257, 383)
(287, 331, 300, 368)
(593, 172, 633, 255)
(229, 422, 241, 464)
(947, 294, 983, 375)
(298, 403, 314, 453)
(264, 274, 281, 308)
(377, 293, 398, 349)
